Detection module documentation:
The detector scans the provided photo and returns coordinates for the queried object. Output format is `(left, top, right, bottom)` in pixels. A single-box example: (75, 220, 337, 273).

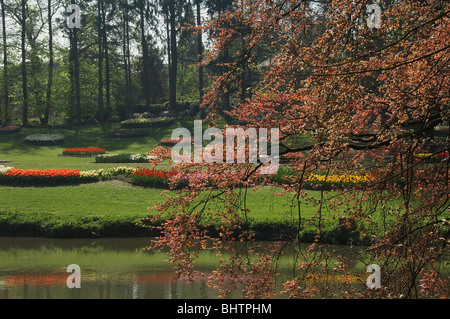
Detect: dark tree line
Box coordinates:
(0, 0, 222, 126)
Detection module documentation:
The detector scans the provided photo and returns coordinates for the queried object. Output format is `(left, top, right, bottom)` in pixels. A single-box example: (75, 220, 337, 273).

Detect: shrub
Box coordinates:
(160, 137, 195, 147)
(24, 134, 65, 146)
(63, 147, 106, 156)
(120, 117, 176, 129)
(95, 154, 157, 164)
(110, 129, 149, 138)
(0, 126, 21, 135)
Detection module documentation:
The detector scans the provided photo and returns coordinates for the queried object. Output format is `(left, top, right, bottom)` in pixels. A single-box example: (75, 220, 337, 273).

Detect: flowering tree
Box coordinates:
(150, 0, 449, 299)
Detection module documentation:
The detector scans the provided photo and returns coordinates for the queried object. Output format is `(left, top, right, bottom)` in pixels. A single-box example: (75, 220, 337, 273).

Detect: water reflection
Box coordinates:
(0, 237, 227, 299)
(0, 237, 367, 299)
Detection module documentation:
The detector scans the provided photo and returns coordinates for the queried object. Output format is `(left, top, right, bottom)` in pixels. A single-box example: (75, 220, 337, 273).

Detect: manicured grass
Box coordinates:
(0, 123, 188, 170)
(0, 123, 358, 241)
(0, 180, 162, 215)
(0, 179, 324, 238)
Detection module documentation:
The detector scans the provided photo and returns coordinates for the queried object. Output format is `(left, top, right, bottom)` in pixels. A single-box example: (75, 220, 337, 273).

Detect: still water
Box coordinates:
(0, 237, 228, 299)
(0, 237, 365, 299)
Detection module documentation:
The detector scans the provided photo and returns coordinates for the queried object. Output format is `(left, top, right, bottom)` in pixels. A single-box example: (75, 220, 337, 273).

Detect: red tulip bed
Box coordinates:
(131, 167, 180, 189)
(0, 168, 84, 186)
(0, 166, 177, 188)
(62, 147, 106, 157)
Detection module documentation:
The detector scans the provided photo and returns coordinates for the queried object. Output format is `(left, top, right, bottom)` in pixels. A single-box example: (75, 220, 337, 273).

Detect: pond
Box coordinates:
(0, 237, 367, 299)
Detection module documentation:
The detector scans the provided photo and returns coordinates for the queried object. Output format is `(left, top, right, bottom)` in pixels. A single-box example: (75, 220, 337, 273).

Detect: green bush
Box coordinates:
(24, 134, 65, 145)
(0, 174, 84, 186)
(120, 117, 176, 129)
(109, 129, 150, 138)
(130, 175, 172, 189)
(95, 154, 156, 164)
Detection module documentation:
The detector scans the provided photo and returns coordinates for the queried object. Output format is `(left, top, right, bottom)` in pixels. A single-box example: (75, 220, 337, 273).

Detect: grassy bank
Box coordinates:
(0, 123, 181, 170)
(0, 123, 366, 243)
(0, 179, 357, 242)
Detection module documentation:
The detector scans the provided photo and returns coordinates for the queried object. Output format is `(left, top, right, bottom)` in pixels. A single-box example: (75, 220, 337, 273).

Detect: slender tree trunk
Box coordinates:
(102, 1, 111, 119)
(68, 0, 81, 124)
(21, 0, 28, 127)
(196, 0, 204, 103)
(126, 10, 133, 116)
(122, 6, 129, 118)
(71, 0, 82, 125)
(140, 2, 150, 109)
(122, 32, 129, 117)
(43, 0, 53, 125)
(168, 0, 177, 111)
(1, 0, 8, 124)
(69, 29, 81, 124)
(166, 15, 171, 81)
(123, 3, 132, 118)
(97, 0, 104, 122)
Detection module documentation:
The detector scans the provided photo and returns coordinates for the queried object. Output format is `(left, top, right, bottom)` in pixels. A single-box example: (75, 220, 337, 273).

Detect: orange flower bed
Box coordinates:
(5, 168, 80, 178)
(0, 168, 81, 185)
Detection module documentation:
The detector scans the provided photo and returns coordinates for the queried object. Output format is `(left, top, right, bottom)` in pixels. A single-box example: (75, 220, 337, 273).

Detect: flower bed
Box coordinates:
(131, 168, 178, 189)
(0, 168, 82, 185)
(415, 152, 449, 161)
(121, 117, 176, 129)
(95, 153, 157, 163)
(271, 167, 375, 189)
(80, 166, 136, 180)
(0, 166, 138, 186)
(24, 134, 65, 146)
(0, 125, 21, 135)
(63, 147, 106, 156)
(0, 165, 14, 174)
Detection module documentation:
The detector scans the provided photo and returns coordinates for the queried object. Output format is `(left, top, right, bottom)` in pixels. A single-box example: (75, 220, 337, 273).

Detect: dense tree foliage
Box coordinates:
(150, 0, 449, 299)
(0, 0, 207, 125)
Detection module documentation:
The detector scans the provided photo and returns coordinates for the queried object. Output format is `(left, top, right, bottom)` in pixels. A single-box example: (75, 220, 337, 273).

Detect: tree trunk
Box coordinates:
(123, 2, 132, 118)
(1, 0, 8, 124)
(168, 0, 177, 111)
(69, 28, 81, 124)
(196, 0, 204, 103)
(140, 2, 150, 109)
(21, 0, 28, 127)
(102, 2, 111, 119)
(97, 0, 104, 122)
(43, 0, 53, 125)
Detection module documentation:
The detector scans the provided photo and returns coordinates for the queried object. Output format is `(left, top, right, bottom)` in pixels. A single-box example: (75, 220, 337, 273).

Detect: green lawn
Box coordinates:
(0, 123, 346, 240)
(0, 178, 321, 220)
(0, 123, 191, 170)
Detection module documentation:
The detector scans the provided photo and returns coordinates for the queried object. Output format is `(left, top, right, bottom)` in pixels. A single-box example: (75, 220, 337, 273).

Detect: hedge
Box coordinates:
(109, 129, 150, 138)
(120, 117, 176, 129)
(95, 154, 156, 164)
